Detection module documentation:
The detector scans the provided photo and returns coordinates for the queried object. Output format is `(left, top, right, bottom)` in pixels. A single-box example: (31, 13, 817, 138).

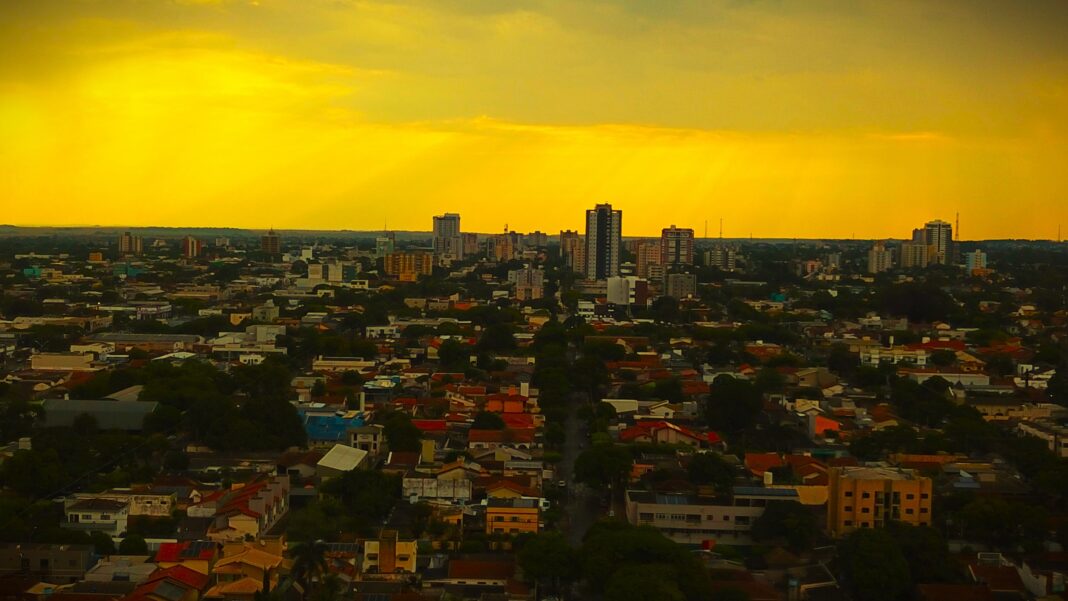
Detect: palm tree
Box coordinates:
(289, 539, 329, 596)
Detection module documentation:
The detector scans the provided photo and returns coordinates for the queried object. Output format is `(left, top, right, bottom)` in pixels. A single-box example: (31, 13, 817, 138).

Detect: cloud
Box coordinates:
(0, 0, 1066, 238)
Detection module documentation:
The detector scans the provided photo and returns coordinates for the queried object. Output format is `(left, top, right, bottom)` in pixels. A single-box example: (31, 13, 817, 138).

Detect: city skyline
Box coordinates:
(3, 1, 1067, 238)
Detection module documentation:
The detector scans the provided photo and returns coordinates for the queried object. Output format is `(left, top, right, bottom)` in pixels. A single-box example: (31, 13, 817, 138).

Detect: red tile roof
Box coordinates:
(155, 541, 217, 563)
(619, 420, 721, 445)
(468, 428, 535, 444)
(411, 419, 448, 433)
(447, 559, 515, 580)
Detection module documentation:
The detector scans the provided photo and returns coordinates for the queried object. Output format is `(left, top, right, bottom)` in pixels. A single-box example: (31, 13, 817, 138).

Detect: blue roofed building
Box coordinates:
(298, 409, 366, 449)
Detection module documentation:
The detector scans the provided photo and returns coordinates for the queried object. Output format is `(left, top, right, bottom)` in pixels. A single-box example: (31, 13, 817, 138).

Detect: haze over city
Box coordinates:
(3, 0, 1068, 238)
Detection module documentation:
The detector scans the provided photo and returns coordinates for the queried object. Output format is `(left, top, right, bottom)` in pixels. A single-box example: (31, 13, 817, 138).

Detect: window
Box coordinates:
(861, 507, 870, 513)
(906, 493, 915, 500)
(905, 508, 914, 515)
(100, 514, 111, 520)
(844, 520, 853, 526)
(640, 513, 654, 521)
(844, 491, 853, 497)
(861, 492, 871, 499)
(844, 506, 852, 512)
(920, 508, 929, 514)
(734, 516, 750, 526)
(921, 493, 929, 499)
(861, 522, 870, 528)
(723, 515, 730, 521)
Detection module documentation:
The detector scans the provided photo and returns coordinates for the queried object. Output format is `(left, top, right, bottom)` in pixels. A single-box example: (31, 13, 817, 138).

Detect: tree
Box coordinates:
(382, 412, 422, 453)
(119, 534, 149, 554)
(471, 411, 505, 430)
(517, 532, 578, 591)
(290, 540, 329, 592)
(0, 448, 66, 497)
(574, 444, 633, 488)
(704, 375, 763, 433)
(838, 528, 911, 601)
(581, 522, 711, 600)
(438, 339, 470, 371)
(477, 323, 516, 354)
(686, 453, 735, 494)
(751, 501, 819, 552)
(930, 350, 957, 367)
(90, 531, 117, 555)
(604, 565, 686, 601)
(886, 522, 954, 583)
(653, 378, 683, 402)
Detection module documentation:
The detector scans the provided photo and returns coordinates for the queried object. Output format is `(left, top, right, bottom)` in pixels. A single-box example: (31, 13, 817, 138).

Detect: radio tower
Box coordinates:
(719, 218, 723, 239)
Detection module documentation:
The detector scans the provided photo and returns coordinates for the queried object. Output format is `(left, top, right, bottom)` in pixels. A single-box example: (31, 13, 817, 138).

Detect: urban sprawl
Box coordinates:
(2, 206, 1068, 601)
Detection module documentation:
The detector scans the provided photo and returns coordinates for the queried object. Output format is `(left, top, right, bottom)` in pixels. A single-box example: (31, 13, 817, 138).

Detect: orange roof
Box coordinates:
(745, 452, 784, 476)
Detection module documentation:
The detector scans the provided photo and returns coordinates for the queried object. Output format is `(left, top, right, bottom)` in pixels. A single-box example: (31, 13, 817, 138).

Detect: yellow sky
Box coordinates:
(2, 0, 1067, 238)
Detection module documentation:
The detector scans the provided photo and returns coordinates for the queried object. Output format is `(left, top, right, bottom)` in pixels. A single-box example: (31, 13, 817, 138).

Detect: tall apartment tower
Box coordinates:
(261, 228, 281, 256)
(432, 213, 463, 260)
(584, 203, 622, 281)
(924, 219, 953, 265)
(181, 236, 202, 259)
(660, 225, 694, 266)
(118, 232, 143, 256)
(559, 230, 585, 276)
(867, 241, 892, 274)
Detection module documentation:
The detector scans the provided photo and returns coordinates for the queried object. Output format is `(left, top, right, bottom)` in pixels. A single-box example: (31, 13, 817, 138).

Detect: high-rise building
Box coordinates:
(664, 273, 697, 299)
(462, 233, 480, 257)
(867, 241, 892, 274)
(261, 229, 281, 256)
(384, 251, 434, 282)
(433, 213, 463, 261)
(508, 267, 546, 301)
(660, 225, 694, 266)
(607, 276, 649, 306)
(524, 231, 548, 249)
(492, 232, 521, 262)
(181, 236, 202, 259)
(375, 232, 396, 258)
(827, 466, 933, 537)
(559, 230, 585, 275)
(965, 249, 988, 272)
(585, 203, 622, 281)
(924, 219, 953, 265)
(635, 239, 662, 279)
(704, 245, 737, 271)
(118, 232, 143, 256)
(899, 241, 929, 269)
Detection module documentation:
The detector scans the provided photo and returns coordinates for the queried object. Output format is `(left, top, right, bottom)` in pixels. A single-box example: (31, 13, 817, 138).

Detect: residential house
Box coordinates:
(485, 498, 539, 535)
(62, 499, 129, 539)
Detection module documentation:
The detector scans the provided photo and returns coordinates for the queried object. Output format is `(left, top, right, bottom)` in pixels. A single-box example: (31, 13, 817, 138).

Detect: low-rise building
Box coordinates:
(62, 498, 130, 538)
(485, 498, 539, 535)
(624, 487, 797, 546)
(827, 466, 933, 537)
(362, 530, 417, 575)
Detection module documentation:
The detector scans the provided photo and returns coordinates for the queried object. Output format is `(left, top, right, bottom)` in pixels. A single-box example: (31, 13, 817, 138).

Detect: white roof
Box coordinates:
(317, 444, 368, 472)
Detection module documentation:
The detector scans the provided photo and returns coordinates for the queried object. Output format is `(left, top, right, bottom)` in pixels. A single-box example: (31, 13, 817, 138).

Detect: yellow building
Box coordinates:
(383, 251, 434, 282)
(485, 498, 539, 536)
(362, 530, 417, 575)
(827, 466, 933, 537)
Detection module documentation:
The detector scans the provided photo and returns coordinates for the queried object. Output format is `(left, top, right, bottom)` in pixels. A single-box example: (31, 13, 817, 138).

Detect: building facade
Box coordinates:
(584, 203, 622, 280)
(661, 225, 695, 266)
(827, 466, 933, 537)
